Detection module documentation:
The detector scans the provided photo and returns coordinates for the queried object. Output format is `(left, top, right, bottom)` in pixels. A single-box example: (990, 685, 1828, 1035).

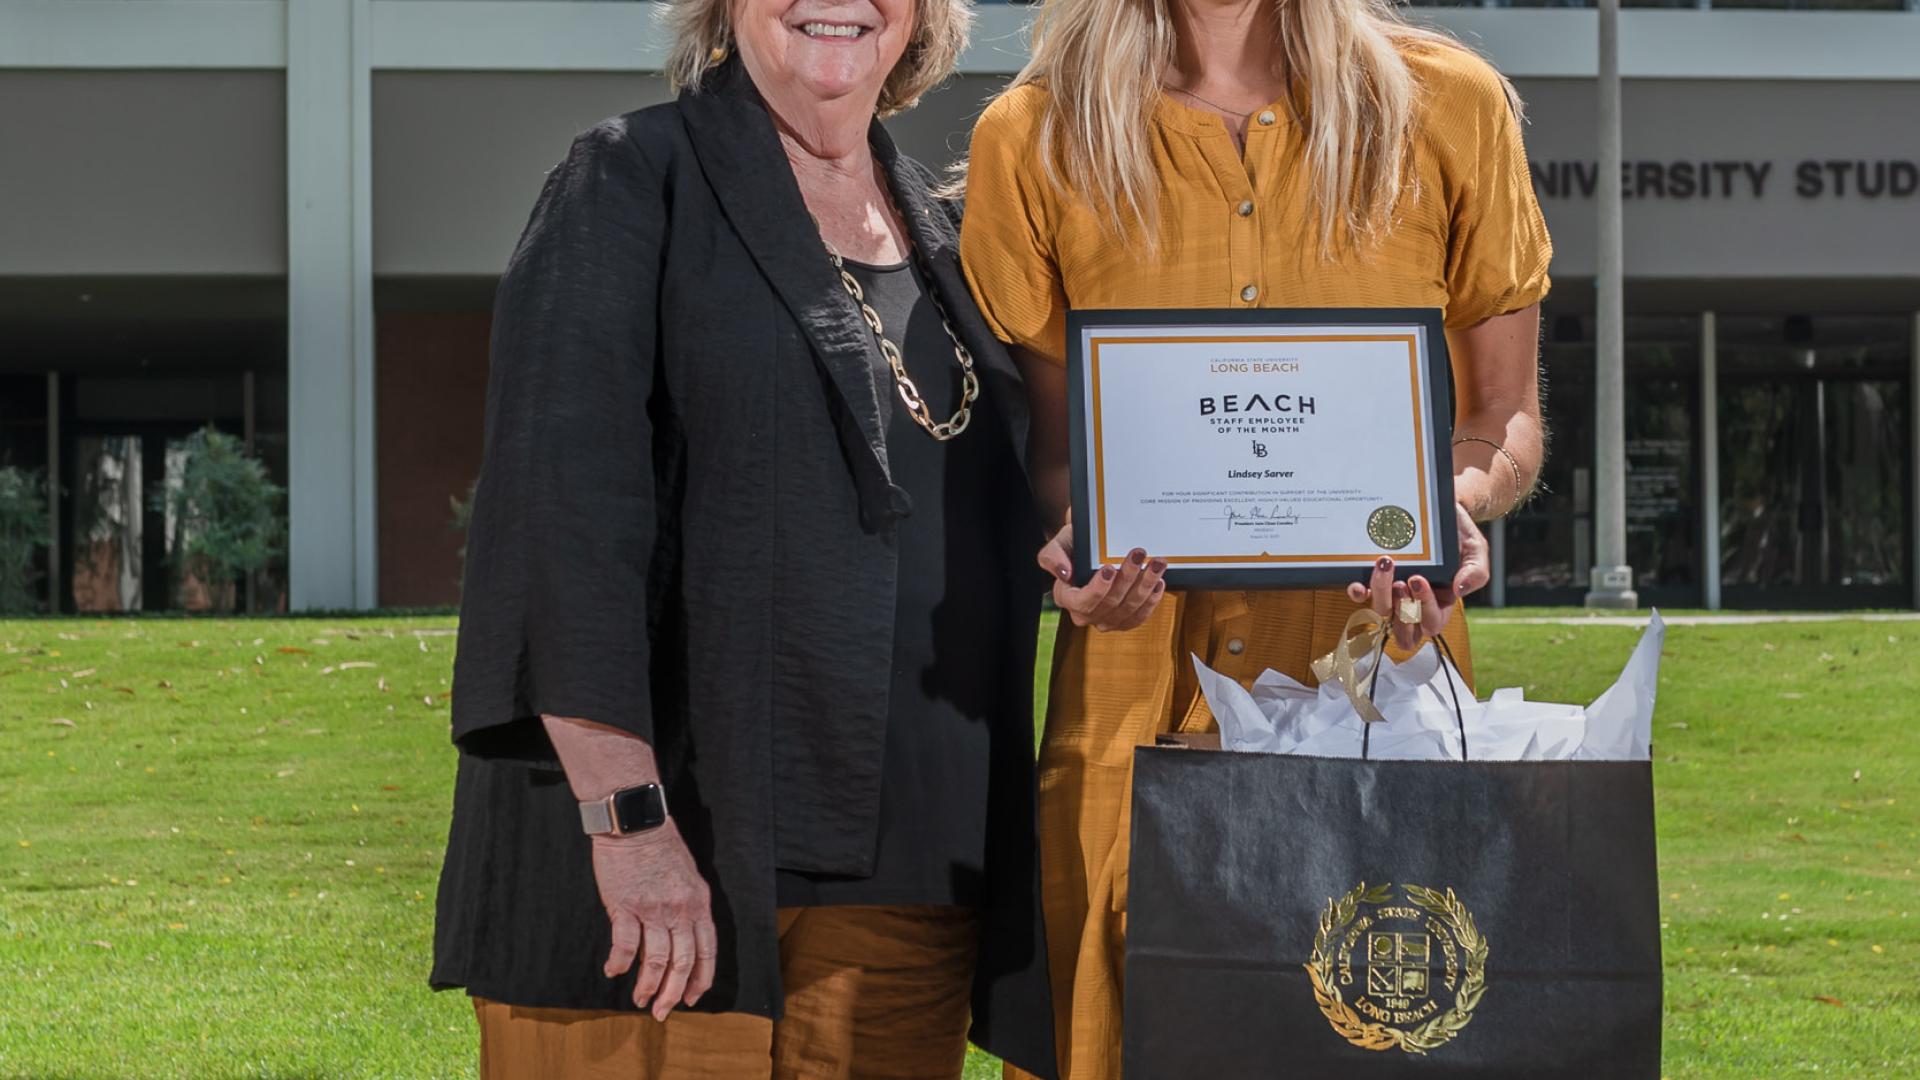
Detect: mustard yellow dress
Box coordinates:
(959, 43, 1553, 1079)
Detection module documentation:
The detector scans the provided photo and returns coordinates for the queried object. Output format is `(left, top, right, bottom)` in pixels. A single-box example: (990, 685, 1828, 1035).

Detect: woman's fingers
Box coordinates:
(1116, 576, 1168, 630)
(1036, 524, 1076, 584)
(1347, 556, 1396, 622)
(1368, 557, 1395, 617)
(1089, 549, 1148, 619)
(634, 922, 672, 1009)
(686, 917, 719, 1005)
(654, 925, 697, 1021)
(1055, 563, 1118, 624)
(1450, 505, 1491, 599)
(605, 909, 642, 979)
(1454, 538, 1491, 601)
(1410, 575, 1450, 639)
(1391, 580, 1419, 651)
(1106, 559, 1167, 628)
(1055, 549, 1168, 631)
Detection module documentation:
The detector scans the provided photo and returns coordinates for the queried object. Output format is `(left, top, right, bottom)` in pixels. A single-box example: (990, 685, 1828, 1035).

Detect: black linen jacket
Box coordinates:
(430, 60, 1056, 1076)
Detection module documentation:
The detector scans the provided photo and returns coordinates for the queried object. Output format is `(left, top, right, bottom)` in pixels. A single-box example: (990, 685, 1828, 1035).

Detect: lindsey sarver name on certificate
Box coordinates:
(1066, 309, 1459, 590)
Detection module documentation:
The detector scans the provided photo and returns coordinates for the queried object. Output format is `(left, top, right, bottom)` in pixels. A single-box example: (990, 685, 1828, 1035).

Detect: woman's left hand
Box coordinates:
(1346, 503, 1491, 651)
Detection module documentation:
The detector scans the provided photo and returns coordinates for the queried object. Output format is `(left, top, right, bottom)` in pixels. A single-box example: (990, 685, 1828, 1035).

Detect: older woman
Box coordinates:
(960, 0, 1551, 1074)
(429, 0, 1055, 1075)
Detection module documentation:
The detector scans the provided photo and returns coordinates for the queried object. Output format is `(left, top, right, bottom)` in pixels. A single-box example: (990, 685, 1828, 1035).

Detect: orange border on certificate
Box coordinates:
(1087, 333, 1434, 566)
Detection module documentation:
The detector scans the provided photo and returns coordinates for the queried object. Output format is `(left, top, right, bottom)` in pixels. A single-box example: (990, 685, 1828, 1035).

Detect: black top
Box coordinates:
(426, 59, 1058, 1079)
(776, 258, 1014, 909)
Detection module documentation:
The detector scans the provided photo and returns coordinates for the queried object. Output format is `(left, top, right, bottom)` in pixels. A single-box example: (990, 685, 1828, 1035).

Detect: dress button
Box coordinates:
(1226, 638, 1246, 656)
(1240, 284, 1258, 302)
(1237, 200, 1254, 217)
(1256, 110, 1276, 126)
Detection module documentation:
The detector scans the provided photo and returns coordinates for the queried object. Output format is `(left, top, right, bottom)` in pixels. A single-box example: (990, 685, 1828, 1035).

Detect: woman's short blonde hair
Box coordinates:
(664, 0, 972, 118)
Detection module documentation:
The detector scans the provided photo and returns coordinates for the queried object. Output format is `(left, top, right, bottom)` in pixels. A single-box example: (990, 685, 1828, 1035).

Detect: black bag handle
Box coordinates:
(1360, 635, 1470, 762)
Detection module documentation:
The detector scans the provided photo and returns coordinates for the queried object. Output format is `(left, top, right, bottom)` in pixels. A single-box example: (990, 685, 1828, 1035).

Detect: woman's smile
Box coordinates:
(795, 20, 873, 40)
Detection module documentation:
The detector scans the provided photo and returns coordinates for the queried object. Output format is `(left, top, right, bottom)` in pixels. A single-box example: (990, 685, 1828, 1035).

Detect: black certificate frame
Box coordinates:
(1066, 307, 1459, 591)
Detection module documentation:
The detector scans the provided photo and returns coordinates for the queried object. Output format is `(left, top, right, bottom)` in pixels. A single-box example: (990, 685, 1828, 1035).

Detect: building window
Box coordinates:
(1503, 312, 1702, 606)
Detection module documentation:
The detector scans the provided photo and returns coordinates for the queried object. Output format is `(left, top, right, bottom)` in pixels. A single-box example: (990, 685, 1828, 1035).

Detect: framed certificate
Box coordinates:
(1067, 308, 1458, 589)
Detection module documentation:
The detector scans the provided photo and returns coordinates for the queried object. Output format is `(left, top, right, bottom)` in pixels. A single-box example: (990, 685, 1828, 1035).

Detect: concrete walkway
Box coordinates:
(1477, 611, 1920, 627)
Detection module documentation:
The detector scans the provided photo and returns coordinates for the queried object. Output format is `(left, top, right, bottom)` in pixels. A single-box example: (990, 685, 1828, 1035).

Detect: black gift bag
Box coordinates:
(1123, 739, 1662, 1078)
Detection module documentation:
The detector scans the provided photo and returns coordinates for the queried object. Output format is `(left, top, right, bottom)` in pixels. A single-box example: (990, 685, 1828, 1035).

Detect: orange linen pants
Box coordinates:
(475, 905, 979, 1080)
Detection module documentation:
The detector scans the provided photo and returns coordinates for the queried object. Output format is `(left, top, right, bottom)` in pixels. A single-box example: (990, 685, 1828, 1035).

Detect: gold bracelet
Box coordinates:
(1452, 436, 1526, 517)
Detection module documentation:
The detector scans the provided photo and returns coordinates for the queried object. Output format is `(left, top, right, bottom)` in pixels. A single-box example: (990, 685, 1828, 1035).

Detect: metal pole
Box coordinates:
(1700, 312, 1721, 611)
(1910, 312, 1919, 609)
(1490, 515, 1507, 609)
(244, 369, 257, 615)
(1586, 0, 1637, 610)
(46, 373, 60, 615)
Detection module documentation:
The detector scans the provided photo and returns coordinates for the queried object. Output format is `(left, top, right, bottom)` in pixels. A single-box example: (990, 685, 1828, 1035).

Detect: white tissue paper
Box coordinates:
(1193, 610, 1666, 762)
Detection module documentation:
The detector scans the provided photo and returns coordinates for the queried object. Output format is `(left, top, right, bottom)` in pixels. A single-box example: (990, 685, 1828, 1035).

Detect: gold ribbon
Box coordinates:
(1311, 608, 1391, 725)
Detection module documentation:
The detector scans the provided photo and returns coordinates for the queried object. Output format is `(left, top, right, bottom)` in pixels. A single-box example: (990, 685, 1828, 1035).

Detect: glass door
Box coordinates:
(1719, 317, 1910, 608)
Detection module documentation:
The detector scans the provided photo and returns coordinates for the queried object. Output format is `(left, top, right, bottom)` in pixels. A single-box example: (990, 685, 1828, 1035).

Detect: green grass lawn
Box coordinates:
(2, 612, 1916, 1078)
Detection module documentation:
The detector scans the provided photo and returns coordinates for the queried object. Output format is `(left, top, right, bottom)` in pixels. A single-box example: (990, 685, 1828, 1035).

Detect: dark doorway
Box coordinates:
(1718, 317, 1911, 609)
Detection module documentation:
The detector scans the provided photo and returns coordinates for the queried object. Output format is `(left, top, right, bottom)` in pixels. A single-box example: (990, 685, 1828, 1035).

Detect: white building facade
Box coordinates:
(2, 1, 1917, 610)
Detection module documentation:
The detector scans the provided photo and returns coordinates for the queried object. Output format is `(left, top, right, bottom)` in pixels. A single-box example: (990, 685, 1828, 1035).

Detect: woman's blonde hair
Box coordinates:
(664, 0, 973, 118)
(1009, 0, 1517, 248)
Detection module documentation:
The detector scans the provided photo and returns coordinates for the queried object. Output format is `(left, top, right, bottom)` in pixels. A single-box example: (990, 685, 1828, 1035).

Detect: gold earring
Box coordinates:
(709, 44, 728, 63)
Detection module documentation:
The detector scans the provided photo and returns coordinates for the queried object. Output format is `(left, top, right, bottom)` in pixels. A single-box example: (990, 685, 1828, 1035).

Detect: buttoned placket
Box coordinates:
(1188, 103, 1283, 309)
(1161, 99, 1291, 735)
(1176, 589, 1258, 733)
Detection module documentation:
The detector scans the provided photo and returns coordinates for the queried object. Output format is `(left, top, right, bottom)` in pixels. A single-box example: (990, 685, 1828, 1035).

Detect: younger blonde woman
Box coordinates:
(961, 0, 1552, 1074)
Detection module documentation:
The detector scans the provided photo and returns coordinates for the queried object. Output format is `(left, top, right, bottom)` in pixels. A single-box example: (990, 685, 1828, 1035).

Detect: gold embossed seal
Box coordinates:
(1366, 505, 1417, 550)
(1305, 881, 1487, 1054)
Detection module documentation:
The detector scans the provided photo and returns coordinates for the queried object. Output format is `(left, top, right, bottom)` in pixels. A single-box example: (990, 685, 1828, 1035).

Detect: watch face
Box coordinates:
(611, 784, 669, 833)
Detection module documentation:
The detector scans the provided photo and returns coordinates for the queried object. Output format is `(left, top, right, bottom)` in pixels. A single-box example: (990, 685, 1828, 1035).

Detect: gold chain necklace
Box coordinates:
(819, 227, 980, 442)
(1167, 85, 1254, 120)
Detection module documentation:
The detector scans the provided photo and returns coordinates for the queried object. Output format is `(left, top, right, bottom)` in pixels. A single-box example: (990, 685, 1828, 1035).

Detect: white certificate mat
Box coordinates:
(1067, 309, 1458, 589)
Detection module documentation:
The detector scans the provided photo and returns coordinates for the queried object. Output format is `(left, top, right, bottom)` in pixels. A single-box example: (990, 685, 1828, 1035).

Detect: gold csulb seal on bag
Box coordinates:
(1305, 881, 1489, 1054)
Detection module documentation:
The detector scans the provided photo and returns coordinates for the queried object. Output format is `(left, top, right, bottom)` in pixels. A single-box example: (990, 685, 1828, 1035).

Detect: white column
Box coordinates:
(286, 0, 377, 610)
(1700, 312, 1721, 611)
(1586, 0, 1637, 610)
(46, 373, 60, 615)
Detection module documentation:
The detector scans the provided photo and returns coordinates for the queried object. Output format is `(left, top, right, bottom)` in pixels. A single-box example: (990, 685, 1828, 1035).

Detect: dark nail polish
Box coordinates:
(1129, 548, 1147, 567)
(1148, 559, 1168, 574)
(1100, 565, 1117, 581)
(1376, 557, 1392, 571)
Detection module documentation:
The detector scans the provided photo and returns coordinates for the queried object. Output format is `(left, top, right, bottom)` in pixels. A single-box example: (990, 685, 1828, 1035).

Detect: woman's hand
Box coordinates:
(1345, 503, 1491, 651)
(592, 821, 719, 1020)
(540, 715, 718, 1020)
(1037, 520, 1168, 632)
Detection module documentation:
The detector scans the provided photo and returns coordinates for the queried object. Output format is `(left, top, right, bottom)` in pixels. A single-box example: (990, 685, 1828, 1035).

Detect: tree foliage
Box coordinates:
(0, 466, 49, 613)
(156, 428, 286, 605)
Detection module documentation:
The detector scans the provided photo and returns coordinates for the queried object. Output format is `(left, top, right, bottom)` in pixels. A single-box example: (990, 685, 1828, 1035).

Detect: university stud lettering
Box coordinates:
(1528, 158, 1920, 200)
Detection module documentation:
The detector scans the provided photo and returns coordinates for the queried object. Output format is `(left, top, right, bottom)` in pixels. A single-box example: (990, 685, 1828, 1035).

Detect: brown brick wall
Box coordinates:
(376, 310, 490, 607)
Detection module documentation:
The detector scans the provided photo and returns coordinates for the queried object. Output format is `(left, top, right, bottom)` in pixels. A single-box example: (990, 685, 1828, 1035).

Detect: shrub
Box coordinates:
(155, 428, 286, 612)
(0, 466, 49, 613)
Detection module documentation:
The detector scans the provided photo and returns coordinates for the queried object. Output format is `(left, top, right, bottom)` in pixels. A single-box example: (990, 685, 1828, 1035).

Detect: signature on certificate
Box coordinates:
(1207, 505, 1325, 529)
